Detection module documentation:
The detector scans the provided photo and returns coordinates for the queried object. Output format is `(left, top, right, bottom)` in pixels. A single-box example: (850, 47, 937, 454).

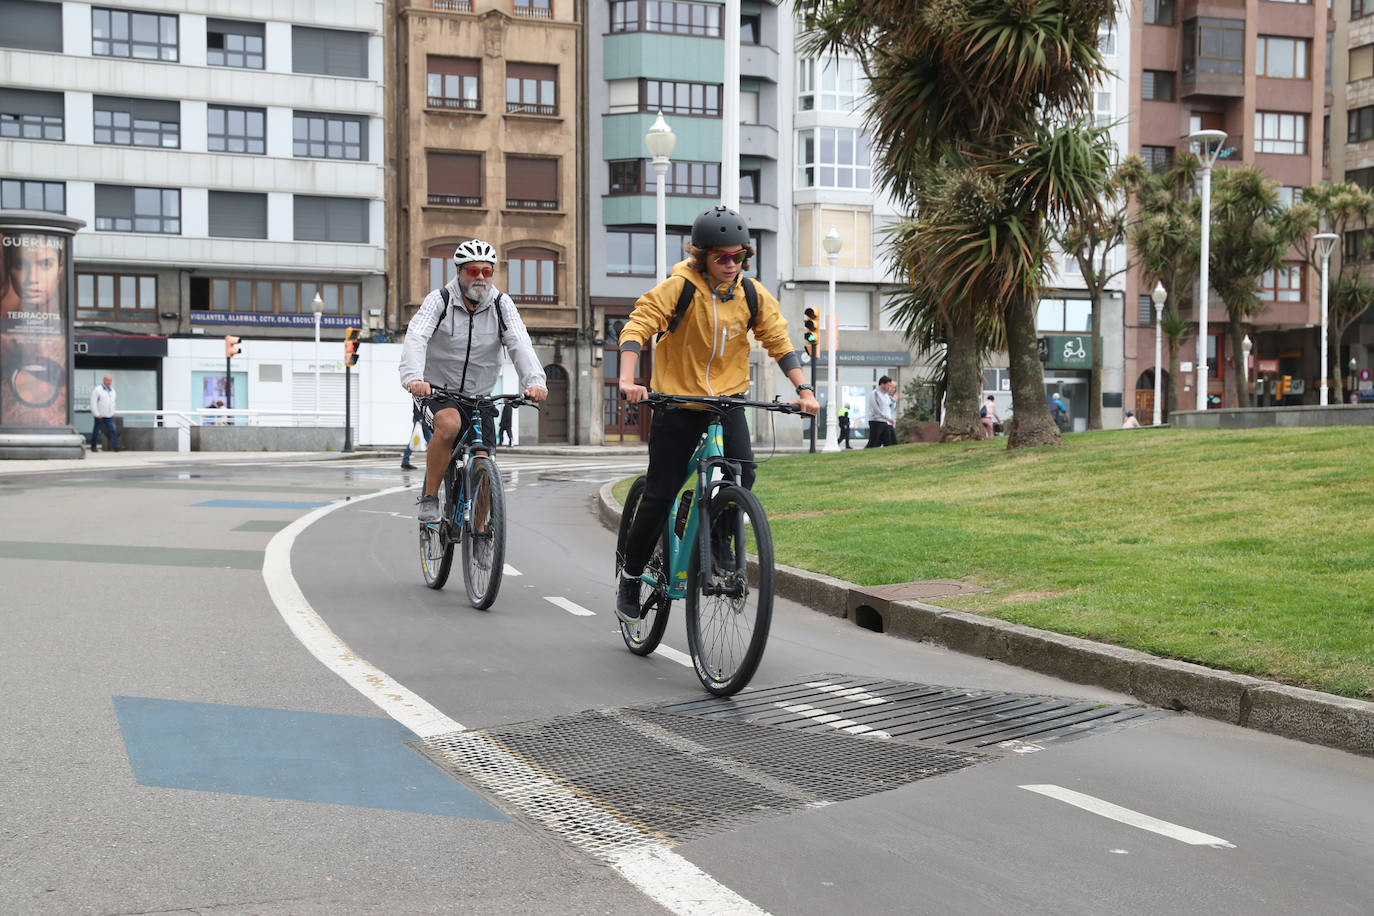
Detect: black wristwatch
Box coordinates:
(795, 383, 815, 394)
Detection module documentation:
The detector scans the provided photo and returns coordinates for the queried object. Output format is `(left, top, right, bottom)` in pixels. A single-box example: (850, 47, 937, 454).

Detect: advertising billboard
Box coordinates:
(1, 230, 69, 426)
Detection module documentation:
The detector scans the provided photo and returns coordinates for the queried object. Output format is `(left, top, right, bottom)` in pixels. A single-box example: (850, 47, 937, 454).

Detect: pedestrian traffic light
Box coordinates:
(1277, 375, 1291, 397)
(224, 335, 242, 358)
(803, 308, 819, 356)
(344, 327, 362, 367)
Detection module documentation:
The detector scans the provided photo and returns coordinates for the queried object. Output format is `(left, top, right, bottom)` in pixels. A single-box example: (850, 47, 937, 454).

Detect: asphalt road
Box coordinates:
(3, 452, 1371, 915)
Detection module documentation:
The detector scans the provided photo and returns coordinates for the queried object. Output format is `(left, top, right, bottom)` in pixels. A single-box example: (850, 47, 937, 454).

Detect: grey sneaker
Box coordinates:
(417, 494, 441, 523)
(615, 575, 643, 623)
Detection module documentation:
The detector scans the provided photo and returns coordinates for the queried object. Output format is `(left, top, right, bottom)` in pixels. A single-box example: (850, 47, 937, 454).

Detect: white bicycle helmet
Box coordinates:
(453, 239, 498, 266)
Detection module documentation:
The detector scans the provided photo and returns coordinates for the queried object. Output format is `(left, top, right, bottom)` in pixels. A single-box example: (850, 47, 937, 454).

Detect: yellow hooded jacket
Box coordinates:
(619, 260, 796, 397)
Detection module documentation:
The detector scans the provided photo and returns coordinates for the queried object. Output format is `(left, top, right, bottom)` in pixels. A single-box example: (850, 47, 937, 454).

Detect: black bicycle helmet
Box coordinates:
(690, 206, 751, 248)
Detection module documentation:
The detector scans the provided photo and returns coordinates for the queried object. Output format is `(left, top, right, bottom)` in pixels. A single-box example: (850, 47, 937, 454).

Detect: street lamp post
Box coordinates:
(822, 227, 843, 452)
(645, 112, 676, 280)
(1189, 129, 1227, 411)
(1314, 232, 1339, 406)
(1152, 282, 1166, 426)
(1351, 357, 1360, 404)
(1242, 334, 1252, 403)
(312, 292, 324, 424)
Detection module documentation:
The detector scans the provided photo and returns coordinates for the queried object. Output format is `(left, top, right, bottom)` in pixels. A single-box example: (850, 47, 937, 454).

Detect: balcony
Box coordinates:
(506, 198, 558, 211)
(432, 0, 473, 10)
(427, 194, 480, 206)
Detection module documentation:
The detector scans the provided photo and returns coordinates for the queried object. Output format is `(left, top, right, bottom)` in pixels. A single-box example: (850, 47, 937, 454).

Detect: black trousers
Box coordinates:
(865, 420, 892, 447)
(623, 403, 754, 575)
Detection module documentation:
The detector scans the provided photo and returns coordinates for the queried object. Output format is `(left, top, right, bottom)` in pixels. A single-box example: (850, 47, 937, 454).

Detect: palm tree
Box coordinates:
(799, 0, 1118, 448)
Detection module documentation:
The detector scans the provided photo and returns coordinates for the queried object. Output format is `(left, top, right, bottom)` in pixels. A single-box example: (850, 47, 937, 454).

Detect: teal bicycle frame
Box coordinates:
(649, 418, 734, 602)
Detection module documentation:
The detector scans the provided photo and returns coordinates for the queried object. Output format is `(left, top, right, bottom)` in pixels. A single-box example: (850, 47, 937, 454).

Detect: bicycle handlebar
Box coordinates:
(645, 392, 803, 415)
(425, 386, 538, 411)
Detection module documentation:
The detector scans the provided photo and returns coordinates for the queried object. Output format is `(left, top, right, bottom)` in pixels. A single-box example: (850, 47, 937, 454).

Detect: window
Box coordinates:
(740, 87, 759, 124)
(1346, 230, 1371, 262)
(207, 19, 264, 69)
(798, 56, 865, 111)
(1352, 45, 1374, 82)
(507, 247, 557, 303)
(741, 13, 760, 44)
(0, 0, 63, 51)
(1350, 105, 1374, 142)
(1259, 265, 1303, 301)
(1094, 91, 1113, 126)
(208, 105, 265, 154)
(797, 128, 871, 189)
(294, 196, 368, 243)
(1098, 25, 1116, 56)
(1144, 0, 1174, 25)
(427, 151, 481, 206)
(428, 244, 457, 291)
(506, 156, 558, 209)
(1182, 18, 1245, 79)
(93, 96, 179, 148)
(1357, 0, 1373, 19)
(506, 63, 556, 115)
(208, 191, 267, 239)
(428, 56, 480, 110)
(656, 161, 719, 196)
(95, 185, 180, 234)
(609, 0, 721, 36)
(1254, 111, 1307, 154)
(92, 8, 178, 61)
(1348, 166, 1374, 190)
(1274, 186, 1304, 208)
(292, 26, 367, 78)
(293, 112, 366, 160)
(76, 272, 156, 319)
(740, 169, 760, 204)
(1, 178, 64, 212)
(513, 0, 553, 18)
(643, 79, 720, 116)
(608, 161, 640, 195)
(1264, 0, 1310, 4)
(0, 88, 63, 141)
(606, 227, 691, 275)
(1138, 295, 1156, 325)
(1256, 36, 1309, 79)
(1036, 297, 1093, 333)
(199, 278, 361, 316)
(1142, 71, 1175, 101)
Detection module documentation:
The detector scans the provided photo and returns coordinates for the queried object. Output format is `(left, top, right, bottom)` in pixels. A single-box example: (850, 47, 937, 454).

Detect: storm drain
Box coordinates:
(413, 706, 984, 859)
(647, 674, 1169, 754)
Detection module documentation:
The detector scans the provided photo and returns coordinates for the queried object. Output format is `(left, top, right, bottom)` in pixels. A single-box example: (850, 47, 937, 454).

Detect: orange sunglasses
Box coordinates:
(463, 266, 494, 279)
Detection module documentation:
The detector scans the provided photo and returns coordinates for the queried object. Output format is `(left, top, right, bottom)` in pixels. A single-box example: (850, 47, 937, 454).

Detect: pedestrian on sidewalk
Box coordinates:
(499, 400, 514, 447)
(400, 401, 430, 470)
(90, 375, 120, 451)
(980, 395, 1000, 438)
(865, 376, 897, 447)
(837, 405, 852, 449)
(1122, 409, 1141, 429)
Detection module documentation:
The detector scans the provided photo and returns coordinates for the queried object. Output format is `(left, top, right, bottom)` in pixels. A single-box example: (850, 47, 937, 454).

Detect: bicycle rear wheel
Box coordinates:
(616, 476, 671, 655)
(461, 455, 506, 609)
(420, 464, 455, 589)
(685, 484, 774, 696)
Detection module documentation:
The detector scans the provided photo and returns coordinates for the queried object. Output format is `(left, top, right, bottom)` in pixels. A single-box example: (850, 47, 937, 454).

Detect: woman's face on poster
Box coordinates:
(9, 241, 64, 309)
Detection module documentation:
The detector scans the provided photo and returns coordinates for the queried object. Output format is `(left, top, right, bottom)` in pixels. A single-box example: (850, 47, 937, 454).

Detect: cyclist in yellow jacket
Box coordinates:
(615, 206, 818, 620)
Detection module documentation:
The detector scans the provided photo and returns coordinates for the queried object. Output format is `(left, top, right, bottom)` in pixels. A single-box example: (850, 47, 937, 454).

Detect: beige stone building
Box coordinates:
(388, 0, 583, 441)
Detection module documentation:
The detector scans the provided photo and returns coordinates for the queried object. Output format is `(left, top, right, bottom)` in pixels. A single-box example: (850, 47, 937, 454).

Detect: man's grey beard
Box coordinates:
(460, 278, 488, 303)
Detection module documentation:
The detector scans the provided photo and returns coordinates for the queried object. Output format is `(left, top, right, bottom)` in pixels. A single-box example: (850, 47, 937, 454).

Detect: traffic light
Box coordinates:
(1277, 375, 1291, 398)
(224, 335, 242, 358)
(344, 327, 362, 367)
(803, 308, 819, 356)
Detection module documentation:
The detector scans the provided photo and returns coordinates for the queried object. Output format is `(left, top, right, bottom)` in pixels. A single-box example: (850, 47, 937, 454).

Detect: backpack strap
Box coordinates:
(657, 276, 758, 342)
(437, 286, 508, 335)
(742, 278, 758, 328)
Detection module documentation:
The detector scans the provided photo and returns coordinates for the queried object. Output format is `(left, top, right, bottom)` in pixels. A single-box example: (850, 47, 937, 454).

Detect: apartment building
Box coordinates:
(390, 0, 582, 443)
(1329, 0, 1374, 384)
(1125, 0, 1329, 415)
(0, 0, 387, 438)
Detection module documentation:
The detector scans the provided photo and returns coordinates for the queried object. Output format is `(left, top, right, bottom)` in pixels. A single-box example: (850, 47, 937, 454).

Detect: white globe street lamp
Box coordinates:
(1152, 281, 1166, 426)
(1241, 333, 1252, 401)
(822, 227, 843, 452)
(1314, 232, 1339, 406)
(1189, 128, 1227, 411)
(645, 111, 676, 280)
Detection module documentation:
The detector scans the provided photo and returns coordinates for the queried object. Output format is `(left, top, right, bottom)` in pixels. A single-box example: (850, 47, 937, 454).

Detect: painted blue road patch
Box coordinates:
(193, 498, 331, 509)
(113, 696, 506, 820)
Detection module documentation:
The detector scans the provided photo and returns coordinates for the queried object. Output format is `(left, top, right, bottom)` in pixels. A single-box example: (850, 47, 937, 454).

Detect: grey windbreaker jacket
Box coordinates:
(398, 278, 546, 396)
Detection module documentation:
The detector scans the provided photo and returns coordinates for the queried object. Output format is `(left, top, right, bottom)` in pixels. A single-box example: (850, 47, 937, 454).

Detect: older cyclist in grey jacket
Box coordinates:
(399, 239, 546, 522)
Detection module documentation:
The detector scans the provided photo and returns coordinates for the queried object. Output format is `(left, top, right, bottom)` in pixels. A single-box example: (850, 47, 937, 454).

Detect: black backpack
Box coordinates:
(437, 287, 508, 335)
(657, 276, 758, 342)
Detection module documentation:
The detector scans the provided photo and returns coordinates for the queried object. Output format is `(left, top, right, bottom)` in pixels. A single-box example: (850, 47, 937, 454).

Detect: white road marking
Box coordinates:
(546, 596, 595, 617)
(504, 564, 521, 576)
(655, 645, 694, 668)
(804, 680, 889, 705)
(777, 702, 891, 739)
(263, 484, 769, 916)
(1020, 785, 1236, 848)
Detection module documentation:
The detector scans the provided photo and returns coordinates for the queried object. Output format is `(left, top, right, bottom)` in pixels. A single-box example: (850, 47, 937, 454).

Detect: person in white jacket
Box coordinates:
(90, 375, 119, 451)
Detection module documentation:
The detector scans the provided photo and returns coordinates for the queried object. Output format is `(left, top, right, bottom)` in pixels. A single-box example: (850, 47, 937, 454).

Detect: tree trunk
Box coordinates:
(1005, 294, 1061, 448)
(1229, 319, 1249, 408)
(1088, 288, 1103, 430)
(1167, 342, 1180, 420)
(940, 314, 984, 442)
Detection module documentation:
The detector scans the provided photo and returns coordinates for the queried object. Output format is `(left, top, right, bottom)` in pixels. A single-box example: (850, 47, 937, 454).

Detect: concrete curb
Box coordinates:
(596, 481, 1374, 758)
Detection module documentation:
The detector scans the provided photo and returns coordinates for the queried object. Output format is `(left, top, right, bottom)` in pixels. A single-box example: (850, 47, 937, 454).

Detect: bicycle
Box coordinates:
(418, 388, 532, 609)
(614, 393, 802, 696)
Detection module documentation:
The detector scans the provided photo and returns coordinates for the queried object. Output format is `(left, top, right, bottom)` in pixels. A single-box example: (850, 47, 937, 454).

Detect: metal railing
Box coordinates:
(115, 408, 346, 452)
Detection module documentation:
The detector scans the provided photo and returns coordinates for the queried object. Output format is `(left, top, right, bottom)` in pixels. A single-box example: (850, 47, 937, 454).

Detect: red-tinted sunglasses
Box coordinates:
(463, 266, 494, 279)
(709, 249, 749, 265)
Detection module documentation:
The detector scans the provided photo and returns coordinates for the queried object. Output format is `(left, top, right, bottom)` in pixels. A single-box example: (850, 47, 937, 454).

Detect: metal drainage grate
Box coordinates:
(647, 674, 1170, 754)
(414, 707, 984, 859)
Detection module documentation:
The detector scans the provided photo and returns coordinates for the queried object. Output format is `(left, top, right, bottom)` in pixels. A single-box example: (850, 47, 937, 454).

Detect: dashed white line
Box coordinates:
(504, 564, 521, 576)
(545, 596, 596, 617)
(1020, 785, 1236, 848)
(655, 645, 694, 668)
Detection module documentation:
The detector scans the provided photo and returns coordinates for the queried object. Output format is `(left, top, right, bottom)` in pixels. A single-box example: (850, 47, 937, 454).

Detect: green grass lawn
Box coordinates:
(678, 427, 1374, 700)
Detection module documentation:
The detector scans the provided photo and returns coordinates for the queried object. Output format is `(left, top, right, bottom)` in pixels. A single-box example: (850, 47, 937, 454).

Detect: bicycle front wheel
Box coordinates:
(461, 456, 506, 609)
(420, 464, 455, 589)
(616, 476, 671, 656)
(685, 484, 774, 696)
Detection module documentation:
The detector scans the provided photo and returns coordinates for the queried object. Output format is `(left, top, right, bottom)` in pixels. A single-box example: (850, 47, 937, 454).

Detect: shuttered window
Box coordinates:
(427, 152, 481, 206)
(0, 87, 64, 140)
(506, 63, 557, 114)
(1352, 44, 1374, 82)
(291, 26, 367, 78)
(428, 56, 480, 110)
(93, 95, 180, 148)
(95, 184, 180, 234)
(0, 0, 63, 51)
(208, 191, 267, 239)
(505, 156, 557, 209)
(294, 196, 368, 243)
